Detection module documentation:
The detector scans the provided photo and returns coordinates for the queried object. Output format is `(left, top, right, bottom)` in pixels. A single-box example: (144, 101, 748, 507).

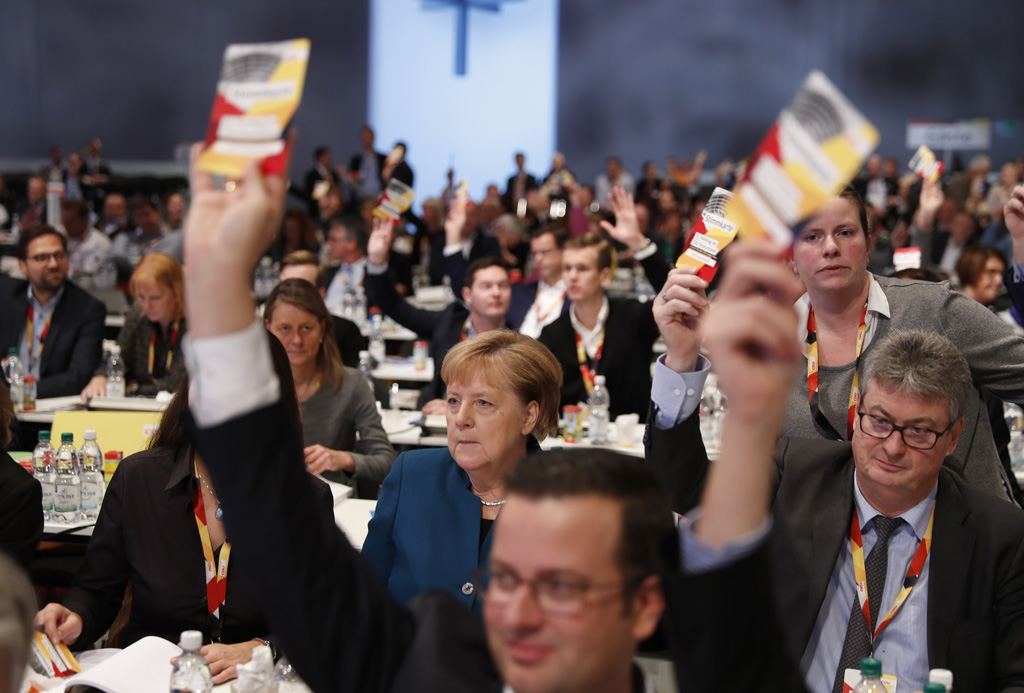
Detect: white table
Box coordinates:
(361, 324, 419, 342)
(17, 395, 169, 424)
(372, 357, 434, 383)
(333, 498, 378, 550)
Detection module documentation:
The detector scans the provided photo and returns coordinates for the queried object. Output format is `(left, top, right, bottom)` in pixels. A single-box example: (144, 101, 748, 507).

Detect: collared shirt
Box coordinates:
(794, 273, 892, 357)
(800, 475, 936, 693)
(20, 283, 66, 379)
(66, 228, 112, 276)
(110, 227, 164, 264)
(360, 152, 381, 196)
(324, 257, 368, 315)
(518, 279, 567, 339)
(569, 296, 609, 359)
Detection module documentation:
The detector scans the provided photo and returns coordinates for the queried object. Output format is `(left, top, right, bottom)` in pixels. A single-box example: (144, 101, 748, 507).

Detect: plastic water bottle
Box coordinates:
(3, 347, 24, 413)
(853, 658, 887, 693)
(358, 350, 375, 394)
(368, 310, 386, 366)
(33, 431, 56, 521)
(354, 288, 368, 328)
(106, 345, 126, 398)
(54, 433, 81, 523)
(587, 375, 611, 445)
(169, 630, 213, 693)
(923, 683, 946, 693)
(79, 430, 104, 520)
(928, 668, 953, 693)
(254, 256, 277, 300)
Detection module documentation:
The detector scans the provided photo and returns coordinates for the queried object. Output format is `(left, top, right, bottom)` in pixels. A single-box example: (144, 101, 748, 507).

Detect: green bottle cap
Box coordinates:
(860, 658, 882, 677)
(7, 347, 16, 356)
(61, 432, 74, 443)
(923, 684, 946, 693)
(38, 430, 50, 441)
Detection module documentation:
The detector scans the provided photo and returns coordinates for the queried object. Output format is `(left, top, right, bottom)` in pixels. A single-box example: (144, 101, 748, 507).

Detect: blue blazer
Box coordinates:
(362, 449, 494, 612)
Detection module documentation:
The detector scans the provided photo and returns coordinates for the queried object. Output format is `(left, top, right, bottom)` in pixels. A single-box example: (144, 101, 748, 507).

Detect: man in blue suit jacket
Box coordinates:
(0, 226, 105, 398)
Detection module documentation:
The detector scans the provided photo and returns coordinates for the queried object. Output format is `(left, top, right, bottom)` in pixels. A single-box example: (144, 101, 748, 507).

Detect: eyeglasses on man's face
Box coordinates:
(28, 251, 67, 264)
(857, 411, 954, 450)
(473, 567, 634, 616)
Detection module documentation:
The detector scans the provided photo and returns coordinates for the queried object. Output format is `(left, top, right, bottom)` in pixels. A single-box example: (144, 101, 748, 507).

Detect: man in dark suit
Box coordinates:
(503, 152, 538, 213)
(646, 242, 1024, 693)
(1000, 184, 1024, 317)
(428, 201, 501, 287)
(1, 382, 41, 570)
(302, 146, 338, 218)
(365, 218, 513, 414)
(0, 226, 105, 398)
(538, 189, 669, 418)
(347, 125, 385, 203)
(278, 250, 366, 368)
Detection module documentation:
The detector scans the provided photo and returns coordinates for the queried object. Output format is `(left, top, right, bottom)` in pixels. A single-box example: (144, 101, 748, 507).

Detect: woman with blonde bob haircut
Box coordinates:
(82, 252, 187, 397)
(362, 330, 562, 612)
(264, 279, 395, 494)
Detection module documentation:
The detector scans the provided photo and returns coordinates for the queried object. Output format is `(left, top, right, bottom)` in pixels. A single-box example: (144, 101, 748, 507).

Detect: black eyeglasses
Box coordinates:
(472, 567, 634, 616)
(28, 251, 67, 264)
(857, 411, 955, 450)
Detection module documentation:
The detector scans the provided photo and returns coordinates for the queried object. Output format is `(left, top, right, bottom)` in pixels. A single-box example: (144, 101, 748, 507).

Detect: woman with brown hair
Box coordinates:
(81, 252, 187, 397)
(264, 278, 395, 494)
(956, 244, 1007, 307)
(267, 208, 319, 264)
(362, 330, 562, 611)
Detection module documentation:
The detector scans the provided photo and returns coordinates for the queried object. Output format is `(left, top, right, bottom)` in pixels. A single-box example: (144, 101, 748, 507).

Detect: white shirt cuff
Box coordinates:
(651, 354, 710, 429)
(443, 243, 462, 257)
(633, 238, 658, 261)
(183, 320, 279, 428)
(366, 262, 388, 275)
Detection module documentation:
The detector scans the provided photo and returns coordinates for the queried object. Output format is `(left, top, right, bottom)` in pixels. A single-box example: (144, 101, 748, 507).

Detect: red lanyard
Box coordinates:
(806, 304, 867, 440)
(25, 304, 53, 372)
(534, 288, 566, 325)
(192, 465, 230, 640)
(850, 506, 934, 645)
(575, 328, 605, 395)
(147, 320, 179, 376)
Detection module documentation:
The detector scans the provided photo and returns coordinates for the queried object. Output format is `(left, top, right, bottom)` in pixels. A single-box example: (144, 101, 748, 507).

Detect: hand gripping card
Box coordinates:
(675, 187, 736, 282)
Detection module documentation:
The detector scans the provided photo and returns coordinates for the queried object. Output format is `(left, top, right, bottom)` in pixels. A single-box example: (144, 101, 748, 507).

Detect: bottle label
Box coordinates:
(40, 482, 55, 511)
(55, 484, 80, 512)
(81, 481, 101, 510)
(83, 453, 100, 472)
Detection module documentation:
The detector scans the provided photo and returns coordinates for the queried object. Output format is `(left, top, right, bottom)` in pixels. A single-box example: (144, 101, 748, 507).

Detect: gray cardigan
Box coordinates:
(783, 275, 1024, 502)
(300, 367, 396, 490)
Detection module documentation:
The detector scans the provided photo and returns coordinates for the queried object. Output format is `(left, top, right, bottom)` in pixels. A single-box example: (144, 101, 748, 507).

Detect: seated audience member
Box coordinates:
(909, 182, 977, 276)
(81, 253, 187, 398)
(37, 341, 333, 685)
(362, 330, 560, 607)
(956, 244, 1007, 308)
(266, 208, 320, 265)
(646, 242, 1024, 693)
(380, 141, 414, 187)
(0, 383, 42, 570)
(490, 213, 529, 272)
(1002, 185, 1024, 317)
(322, 215, 370, 315)
(62, 152, 94, 204)
(16, 176, 46, 228)
(365, 218, 514, 414)
(407, 197, 445, 281)
(0, 553, 36, 693)
(784, 185, 1024, 501)
(176, 151, 804, 692)
(514, 224, 570, 338)
(0, 175, 13, 229)
(110, 197, 165, 271)
(594, 156, 636, 211)
(303, 146, 337, 218)
(264, 279, 394, 494)
(541, 150, 575, 201)
(347, 126, 385, 203)
(60, 199, 111, 277)
(99, 192, 130, 239)
(429, 201, 501, 288)
(278, 250, 366, 367)
(538, 189, 670, 418)
(0, 226, 105, 397)
(151, 192, 186, 264)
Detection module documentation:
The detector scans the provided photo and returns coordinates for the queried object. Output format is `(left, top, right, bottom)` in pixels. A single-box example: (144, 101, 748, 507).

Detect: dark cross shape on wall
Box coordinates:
(421, 0, 524, 76)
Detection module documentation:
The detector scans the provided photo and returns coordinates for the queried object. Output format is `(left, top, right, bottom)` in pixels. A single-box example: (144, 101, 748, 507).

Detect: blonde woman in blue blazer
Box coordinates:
(363, 330, 562, 612)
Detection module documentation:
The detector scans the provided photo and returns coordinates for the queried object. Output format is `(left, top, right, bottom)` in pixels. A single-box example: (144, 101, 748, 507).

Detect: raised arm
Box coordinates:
(600, 185, 669, 289)
(364, 217, 441, 337)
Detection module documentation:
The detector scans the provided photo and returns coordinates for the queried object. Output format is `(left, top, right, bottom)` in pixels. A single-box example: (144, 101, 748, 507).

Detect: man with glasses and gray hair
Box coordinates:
(647, 242, 1024, 693)
(0, 225, 105, 397)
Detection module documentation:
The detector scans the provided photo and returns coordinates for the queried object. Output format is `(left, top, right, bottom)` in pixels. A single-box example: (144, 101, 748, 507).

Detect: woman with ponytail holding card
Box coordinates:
(783, 183, 1024, 500)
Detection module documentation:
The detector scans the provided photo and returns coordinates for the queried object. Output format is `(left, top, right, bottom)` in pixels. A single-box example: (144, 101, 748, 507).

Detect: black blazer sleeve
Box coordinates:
(188, 400, 417, 693)
(365, 268, 441, 338)
(332, 315, 369, 369)
(644, 412, 710, 516)
(0, 453, 42, 571)
(639, 248, 671, 297)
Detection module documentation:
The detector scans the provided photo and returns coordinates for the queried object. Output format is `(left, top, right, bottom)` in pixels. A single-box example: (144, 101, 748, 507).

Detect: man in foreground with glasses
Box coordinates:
(0, 225, 105, 398)
(647, 242, 1024, 693)
(178, 149, 800, 692)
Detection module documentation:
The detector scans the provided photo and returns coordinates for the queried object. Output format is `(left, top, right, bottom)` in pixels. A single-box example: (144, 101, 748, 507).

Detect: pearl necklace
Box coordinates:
(480, 498, 506, 507)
